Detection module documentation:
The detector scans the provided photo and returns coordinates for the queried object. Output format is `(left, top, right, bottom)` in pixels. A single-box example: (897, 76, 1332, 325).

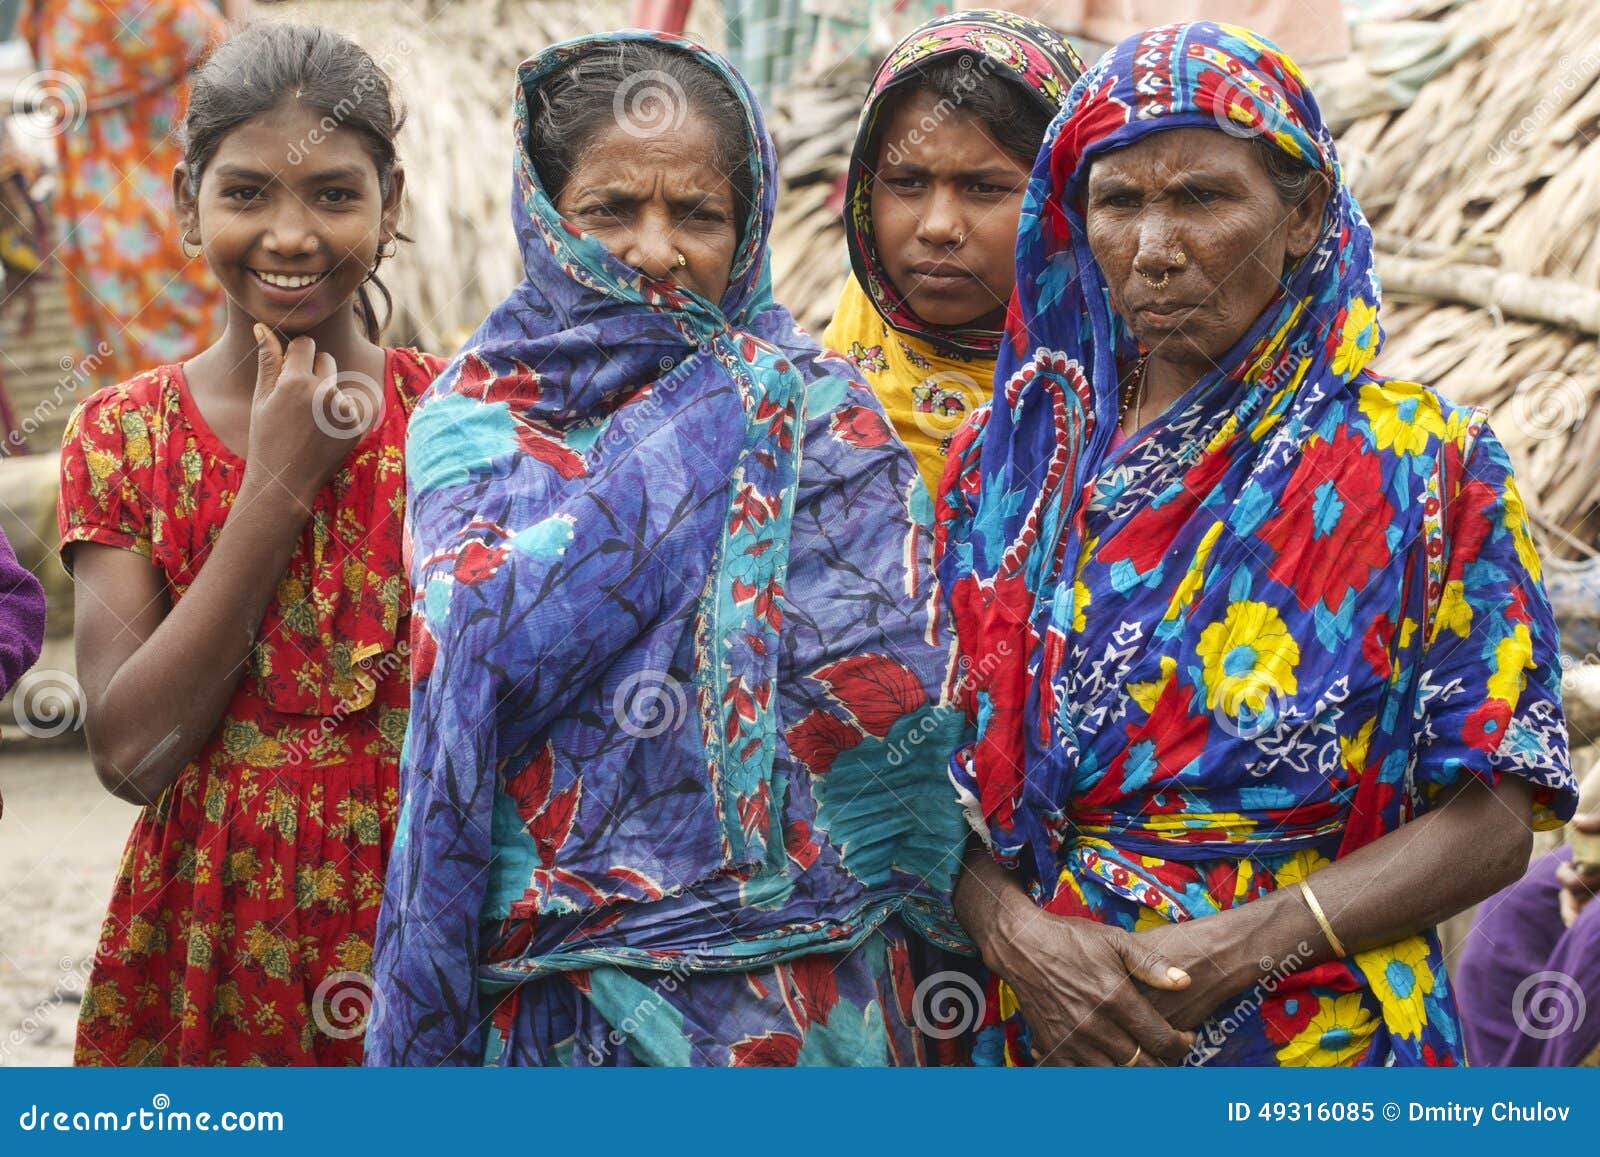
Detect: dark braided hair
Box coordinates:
(179, 22, 408, 342)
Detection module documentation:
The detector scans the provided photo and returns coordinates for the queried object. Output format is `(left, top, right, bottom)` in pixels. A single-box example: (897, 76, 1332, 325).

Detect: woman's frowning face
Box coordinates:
(869, 87, 1034, 331)
(553, 109, 741, 306)
(1084, 127, 1327, 376)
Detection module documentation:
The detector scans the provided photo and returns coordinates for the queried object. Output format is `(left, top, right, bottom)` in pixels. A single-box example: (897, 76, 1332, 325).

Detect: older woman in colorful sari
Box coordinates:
(937, 21, 1577, 1067)
(822, 10, 1083, 496)
(366, 33, 968, 1067)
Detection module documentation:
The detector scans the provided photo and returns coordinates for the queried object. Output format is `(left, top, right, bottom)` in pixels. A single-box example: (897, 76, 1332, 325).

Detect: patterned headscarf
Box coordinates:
(842, 9, 1086, 357)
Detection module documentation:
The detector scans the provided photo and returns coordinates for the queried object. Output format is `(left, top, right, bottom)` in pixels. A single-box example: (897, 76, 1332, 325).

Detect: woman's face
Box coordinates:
(1084, 127, 1327, 375)
(870, 88, 1033, 330)
(554, 108, 740, 305)
(176, 99, 402, 337)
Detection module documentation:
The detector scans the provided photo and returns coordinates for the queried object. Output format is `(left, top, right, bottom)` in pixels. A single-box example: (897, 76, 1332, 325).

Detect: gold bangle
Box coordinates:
(1299, 880, 1348, 958)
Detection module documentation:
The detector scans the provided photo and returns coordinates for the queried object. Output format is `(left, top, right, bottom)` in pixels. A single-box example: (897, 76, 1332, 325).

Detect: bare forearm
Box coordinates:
(1164, 777, 1536, 991)
(90, 481, 309, 803)
(955, 841, 1038, 970)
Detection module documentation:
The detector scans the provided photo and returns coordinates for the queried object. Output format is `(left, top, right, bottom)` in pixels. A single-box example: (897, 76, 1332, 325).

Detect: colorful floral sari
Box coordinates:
(936, 21, 1577, 1067)
(822, 10, 1083, 496)
(366, 33, 968, 1067)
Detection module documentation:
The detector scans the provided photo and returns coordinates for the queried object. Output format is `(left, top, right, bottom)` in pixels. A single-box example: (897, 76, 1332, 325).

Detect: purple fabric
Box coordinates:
(1457, 845, 1600, 1065)
(0, 528, 45, 698)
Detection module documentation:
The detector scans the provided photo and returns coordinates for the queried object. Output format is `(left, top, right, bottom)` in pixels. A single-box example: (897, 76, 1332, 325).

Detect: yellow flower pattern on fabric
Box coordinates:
(1358, 380, 1446, 456)
(1331, 298, 1379, 378)
(1276, 993, 1377, 1066)
(1354, 937, 1435, 1041)
(1487, 624, 1534, 705)
(1503, 474, 1542, 582)
(1197, 600, 1300, 716)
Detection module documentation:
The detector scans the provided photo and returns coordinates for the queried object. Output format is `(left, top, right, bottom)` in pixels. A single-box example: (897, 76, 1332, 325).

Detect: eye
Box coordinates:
(970, 181, 1010, 195)
(884, 176, 924, 191)
(319, 188, 359, 205)
(224, 185, 264, 203)
(687, 207, 727, 224)
(1100, 191, 1139, 209)
(1184, 186, 1222, 204)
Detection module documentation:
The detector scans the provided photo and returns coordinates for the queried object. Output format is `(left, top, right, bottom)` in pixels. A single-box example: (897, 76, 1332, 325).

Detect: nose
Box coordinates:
(1132, 215, 1188, 286)
(261, 196, 323, 259)
(914, 185, 968, 248)
(620, 209, 680, 281)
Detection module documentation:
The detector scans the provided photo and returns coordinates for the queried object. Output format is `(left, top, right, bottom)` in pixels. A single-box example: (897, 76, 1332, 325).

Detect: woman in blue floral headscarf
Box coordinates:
(366, 32, 969, 1067)
(938, 22, 1577, 1067)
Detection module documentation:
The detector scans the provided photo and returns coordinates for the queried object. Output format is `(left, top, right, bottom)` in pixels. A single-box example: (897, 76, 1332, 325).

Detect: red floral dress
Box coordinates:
(57, 348, 444, 1066)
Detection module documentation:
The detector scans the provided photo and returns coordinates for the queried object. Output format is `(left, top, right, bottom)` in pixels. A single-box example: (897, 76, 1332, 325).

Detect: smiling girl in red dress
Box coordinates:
(58, 23, 443, 1066)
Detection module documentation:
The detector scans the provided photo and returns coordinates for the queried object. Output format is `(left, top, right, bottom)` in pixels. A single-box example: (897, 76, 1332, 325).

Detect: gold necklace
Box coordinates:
(1119, 356, 1148, 430)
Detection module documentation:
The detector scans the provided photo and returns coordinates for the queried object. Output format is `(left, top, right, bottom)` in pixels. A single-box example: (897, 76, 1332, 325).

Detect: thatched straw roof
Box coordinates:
(1338, 0, 1600, 556)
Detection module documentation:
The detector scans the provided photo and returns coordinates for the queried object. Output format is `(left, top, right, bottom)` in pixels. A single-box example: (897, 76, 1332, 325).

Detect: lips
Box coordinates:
(1133, 300, 1202, 327)
(908, 265, 976, 290)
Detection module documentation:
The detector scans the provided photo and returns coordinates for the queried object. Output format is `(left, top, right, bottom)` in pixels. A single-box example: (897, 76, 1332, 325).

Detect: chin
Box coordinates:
(906, 295, 991, 330)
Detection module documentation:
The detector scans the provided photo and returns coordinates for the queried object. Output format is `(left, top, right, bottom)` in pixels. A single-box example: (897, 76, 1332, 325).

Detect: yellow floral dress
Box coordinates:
(58, 349, 443, 1065)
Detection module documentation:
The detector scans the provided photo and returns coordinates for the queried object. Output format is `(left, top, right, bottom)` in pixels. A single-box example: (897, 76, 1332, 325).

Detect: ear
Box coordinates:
(1284, 171, 1331, 262)
(172, 161, 200, 246)
(380, 161, 405, 239)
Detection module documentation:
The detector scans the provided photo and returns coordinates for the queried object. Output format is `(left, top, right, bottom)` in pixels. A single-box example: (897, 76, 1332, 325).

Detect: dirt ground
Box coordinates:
(0, 744, 136, 1067)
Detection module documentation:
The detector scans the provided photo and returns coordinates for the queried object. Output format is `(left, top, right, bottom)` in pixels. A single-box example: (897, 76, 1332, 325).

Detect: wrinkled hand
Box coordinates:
(244, 325, 377, 507)
(986, 907, 1195, 1066)
(1135, 920, 1257, 1032)
(1558, 813, 1600, 928)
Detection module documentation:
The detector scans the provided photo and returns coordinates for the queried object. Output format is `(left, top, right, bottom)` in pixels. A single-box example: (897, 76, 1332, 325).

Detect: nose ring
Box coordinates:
(1139, 270, 1171, 290)
(676, 252, 687, 268)
(1173, 250, 1188, 267)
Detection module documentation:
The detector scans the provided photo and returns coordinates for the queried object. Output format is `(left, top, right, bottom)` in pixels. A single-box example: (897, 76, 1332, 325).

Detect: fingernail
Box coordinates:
(253, 323, 265, 342)
(1167, 967, 1189, 983)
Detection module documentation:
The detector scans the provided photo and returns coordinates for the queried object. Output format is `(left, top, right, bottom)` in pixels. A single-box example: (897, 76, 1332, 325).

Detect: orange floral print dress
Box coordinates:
(57, 348, 444, 1066)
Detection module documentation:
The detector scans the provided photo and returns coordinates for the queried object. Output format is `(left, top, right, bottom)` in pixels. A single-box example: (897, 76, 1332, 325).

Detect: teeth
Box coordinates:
(255, 270, 325, 289)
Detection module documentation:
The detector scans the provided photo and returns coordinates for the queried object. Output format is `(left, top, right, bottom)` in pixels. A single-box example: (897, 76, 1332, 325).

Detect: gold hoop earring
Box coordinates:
(181, 236, 202, 259)
(676, 252, 688, 268)
(380, 239, 399, 260)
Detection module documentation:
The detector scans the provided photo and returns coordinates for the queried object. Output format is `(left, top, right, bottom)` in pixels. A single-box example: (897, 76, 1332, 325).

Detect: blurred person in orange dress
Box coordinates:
(18, 0, 249, 386)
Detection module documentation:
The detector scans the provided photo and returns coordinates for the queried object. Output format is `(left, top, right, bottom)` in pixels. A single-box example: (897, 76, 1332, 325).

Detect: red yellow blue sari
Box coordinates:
(936, 21, 1577, 1067)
